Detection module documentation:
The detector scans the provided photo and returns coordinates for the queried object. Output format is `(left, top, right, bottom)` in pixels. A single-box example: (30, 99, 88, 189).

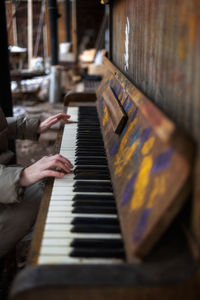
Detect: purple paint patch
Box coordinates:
(151, 148, 174, 173)
(130, 126, 140, 145)
(121, 174, 137, 206)
(140, 127, 152, 144)
(109, 142, 120, 157)
(117, 86, 122, 97)
(120, 124, 128, 137)
(133, 150, 141, 167)
(133, 208, 151, 243)
(125, 101, 132, 112)
(123, 95, 129, 109)
(130, 107, 138, 121)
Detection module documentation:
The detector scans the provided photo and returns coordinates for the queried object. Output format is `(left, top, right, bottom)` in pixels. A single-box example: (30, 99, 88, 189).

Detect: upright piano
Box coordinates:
(10, 0, 200, 298)
(10, 56, 200, 299)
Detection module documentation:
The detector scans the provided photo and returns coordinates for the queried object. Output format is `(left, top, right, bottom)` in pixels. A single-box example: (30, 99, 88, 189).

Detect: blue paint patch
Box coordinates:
(140, 127, 152, 144)
(130, 107, 138, 121)
(133, 208, 151, 243)
(109, 142, 120, 157)
(151, 148, 174, 173)
(111, 86, 118, 99)
(130, 126, 140, 145)
(121, 174, 137, 206)
(117, 86, 122, 97)
(120, 123, 128, 137)
(124, 101, 132, 112)
(132, 149, 141, 167)
(123, 95, 129, 109)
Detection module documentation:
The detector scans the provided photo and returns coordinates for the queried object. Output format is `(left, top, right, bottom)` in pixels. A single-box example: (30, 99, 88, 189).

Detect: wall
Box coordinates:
(111, 0, 200, 242)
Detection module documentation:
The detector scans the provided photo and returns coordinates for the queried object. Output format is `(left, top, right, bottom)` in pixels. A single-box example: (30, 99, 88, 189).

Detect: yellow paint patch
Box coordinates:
(119, 117, 138, 153)
(131, 155, 153, 210)
(113, 117, 139, 176)
(114, 140, 139, 176)
(119, 90, 123, 101)
(141, 136, 155, 156)
(121, 96, 125, 105)
(147, 176, 166, 208)
(102, 105, 108, 126)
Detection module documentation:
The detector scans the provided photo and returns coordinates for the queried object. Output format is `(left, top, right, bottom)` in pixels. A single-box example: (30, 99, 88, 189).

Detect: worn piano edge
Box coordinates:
(9, 262, 200, 300)
(28, 127, 64, 265)
(96, 58, 196, 262)
(99, 57, 176, 143)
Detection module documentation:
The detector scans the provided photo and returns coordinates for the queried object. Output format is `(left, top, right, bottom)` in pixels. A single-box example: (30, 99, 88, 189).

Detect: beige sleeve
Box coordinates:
(0, 165, 25, 204)
(7, 116, 40, 140)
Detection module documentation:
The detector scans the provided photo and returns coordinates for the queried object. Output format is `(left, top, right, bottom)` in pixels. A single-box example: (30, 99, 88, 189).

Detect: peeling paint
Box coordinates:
(124, 17, 130, 72)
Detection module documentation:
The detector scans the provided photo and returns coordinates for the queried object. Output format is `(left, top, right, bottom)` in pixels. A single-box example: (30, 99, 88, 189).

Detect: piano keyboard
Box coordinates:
(38, 106, 125, 265)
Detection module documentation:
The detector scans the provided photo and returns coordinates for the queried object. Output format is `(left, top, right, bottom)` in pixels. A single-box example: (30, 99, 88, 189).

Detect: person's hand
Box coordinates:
(38, 113, 71, 134)
(20, 154, 73, 187)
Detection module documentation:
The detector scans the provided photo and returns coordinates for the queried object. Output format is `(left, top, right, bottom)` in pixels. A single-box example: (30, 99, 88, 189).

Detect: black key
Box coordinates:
(74, 166, 109, 172)
(72, 206, 117, 214)
(76, 141, 104, 146)
(72, 217, 119, 226)
(75, 146, 105, 151)
(75, 159, 107, 165)
(74, 181, 112, 187)
(72, 201, 115, 207)
(73, 186, 113, 193)
(73, 194, 115, 201)
(71, 224, 120, 234)
(70, 248, 125, 259)
(74, 174, 110, 180)
(71, 238, 123, 248)
(76, 152, 105, 157)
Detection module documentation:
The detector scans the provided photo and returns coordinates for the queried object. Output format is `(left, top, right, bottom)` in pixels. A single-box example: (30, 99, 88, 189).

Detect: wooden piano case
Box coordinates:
(10, 0, 200, 296)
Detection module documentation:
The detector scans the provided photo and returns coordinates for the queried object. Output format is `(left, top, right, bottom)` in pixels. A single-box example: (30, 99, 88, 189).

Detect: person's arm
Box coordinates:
(0, 164, 25, 204)
(7, 113, 71, 140)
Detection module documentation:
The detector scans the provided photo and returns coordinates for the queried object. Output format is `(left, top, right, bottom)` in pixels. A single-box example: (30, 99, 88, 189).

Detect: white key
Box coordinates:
(38, 255, 122, 265)
(42, 231, 121, 239)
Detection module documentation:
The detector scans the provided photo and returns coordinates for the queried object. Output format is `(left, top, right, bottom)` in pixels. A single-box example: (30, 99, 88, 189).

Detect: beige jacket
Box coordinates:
(0, 108, 40, 204)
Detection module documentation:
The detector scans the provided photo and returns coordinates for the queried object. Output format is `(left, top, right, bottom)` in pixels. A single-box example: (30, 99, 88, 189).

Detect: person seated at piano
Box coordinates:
(0, 108, 73, 257)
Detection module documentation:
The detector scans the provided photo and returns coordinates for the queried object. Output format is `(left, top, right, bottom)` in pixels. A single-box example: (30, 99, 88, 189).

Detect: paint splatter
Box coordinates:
(123, 95, 129, 109)
(141, 136, 155, 156)
(140, 127, 152, 144)
(151, 148, 173, 173)
(131, 155, 153, 210)
(124, 17, 130, 72)
(121, 174, 137, 206)
(114, 140, 139, 176)
(133, 209, 151, 243)
(117, 86, 122, 97)
(124, 101, 132, 112)
(130, 126, 141, 145)
(102, 105, 109, 126)
(109, 142, 120, 157)
(130, 107, 138, 121)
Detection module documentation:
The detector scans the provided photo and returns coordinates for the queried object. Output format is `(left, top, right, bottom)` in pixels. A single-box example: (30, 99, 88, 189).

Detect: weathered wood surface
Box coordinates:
(110, 0, 200, 243)
(103, 86, 128, 134)
(64, 91, 96, 106)
(96, 59, 194, 260)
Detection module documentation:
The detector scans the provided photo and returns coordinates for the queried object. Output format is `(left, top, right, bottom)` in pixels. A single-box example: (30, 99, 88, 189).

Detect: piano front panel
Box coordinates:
(96, 64, 194, 260)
